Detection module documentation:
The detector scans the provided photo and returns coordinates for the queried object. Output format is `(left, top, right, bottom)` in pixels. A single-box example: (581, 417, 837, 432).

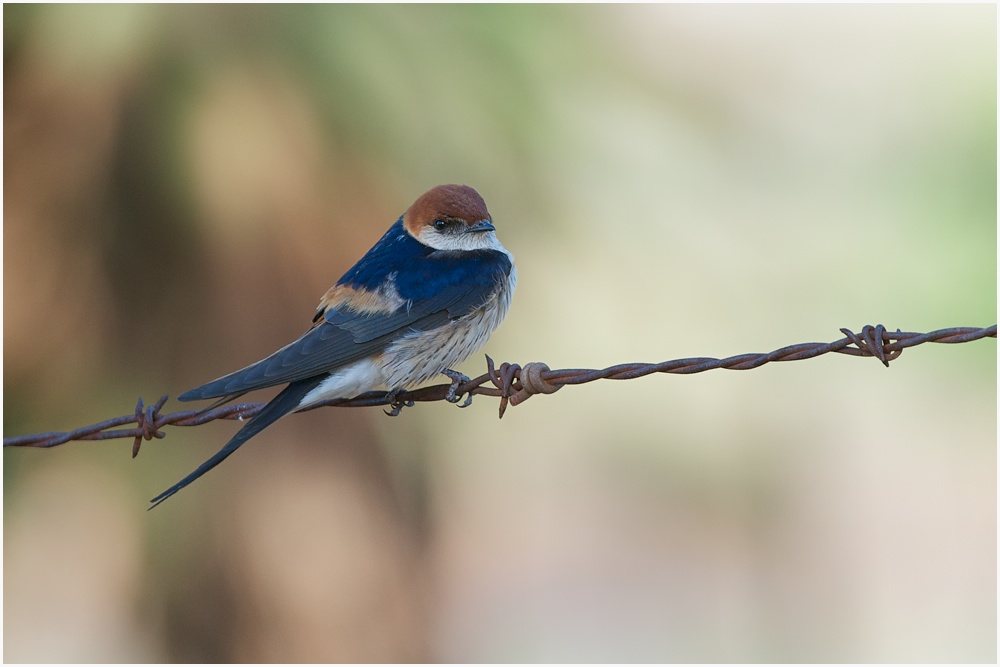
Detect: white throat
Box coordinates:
(416, 228, 511, 256)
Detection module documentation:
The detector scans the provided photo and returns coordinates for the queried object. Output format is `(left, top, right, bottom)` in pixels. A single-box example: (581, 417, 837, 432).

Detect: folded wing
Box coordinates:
(177, 264, 507, 402)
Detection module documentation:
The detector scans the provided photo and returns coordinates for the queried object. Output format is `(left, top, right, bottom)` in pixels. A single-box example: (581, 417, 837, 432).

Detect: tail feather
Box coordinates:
(149, 377, 325, 509)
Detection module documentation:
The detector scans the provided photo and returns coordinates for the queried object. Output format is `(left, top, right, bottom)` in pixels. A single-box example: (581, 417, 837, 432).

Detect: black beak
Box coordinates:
(465, 219, 496, 234)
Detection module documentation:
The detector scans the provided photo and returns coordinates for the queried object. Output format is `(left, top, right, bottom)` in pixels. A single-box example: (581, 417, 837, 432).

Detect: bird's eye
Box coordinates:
(433, 219, 448, 231)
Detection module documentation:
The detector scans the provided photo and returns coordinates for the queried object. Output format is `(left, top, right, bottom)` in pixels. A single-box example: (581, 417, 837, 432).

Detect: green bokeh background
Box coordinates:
(4, 4, 996, 662)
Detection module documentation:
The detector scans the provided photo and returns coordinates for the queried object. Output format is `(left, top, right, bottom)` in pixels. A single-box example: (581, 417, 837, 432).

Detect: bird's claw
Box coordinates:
(383, 389, 414, 417)
(441, 368, 472, 408)
(441, 369, 473, 406)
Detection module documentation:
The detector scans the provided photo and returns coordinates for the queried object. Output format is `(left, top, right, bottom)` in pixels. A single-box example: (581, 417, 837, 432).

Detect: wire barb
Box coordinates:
(4, 323, 995, 451)
(132, 395, 168, 458)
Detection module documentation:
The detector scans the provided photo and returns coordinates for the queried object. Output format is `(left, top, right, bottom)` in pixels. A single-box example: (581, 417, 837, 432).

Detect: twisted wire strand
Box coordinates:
(4, 324, 995, 452)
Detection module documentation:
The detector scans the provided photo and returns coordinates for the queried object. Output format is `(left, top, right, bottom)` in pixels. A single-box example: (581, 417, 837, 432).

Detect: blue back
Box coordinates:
(338, 218, 512, 301)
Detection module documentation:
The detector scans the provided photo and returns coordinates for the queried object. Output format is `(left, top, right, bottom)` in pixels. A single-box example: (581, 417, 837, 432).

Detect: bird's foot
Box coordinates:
(384, 388, 414, 417)
(442, 369, 474, 408)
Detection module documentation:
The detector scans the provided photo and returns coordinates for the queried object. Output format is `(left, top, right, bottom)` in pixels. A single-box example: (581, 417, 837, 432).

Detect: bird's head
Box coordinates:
(403, 184, 504, 253)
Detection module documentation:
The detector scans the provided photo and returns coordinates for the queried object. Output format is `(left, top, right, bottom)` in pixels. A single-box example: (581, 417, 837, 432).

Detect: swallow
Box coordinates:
(150, 184, 515, 508)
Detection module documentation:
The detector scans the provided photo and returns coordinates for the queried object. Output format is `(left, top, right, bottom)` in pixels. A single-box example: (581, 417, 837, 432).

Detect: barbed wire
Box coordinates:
(4, 323, 995, 455)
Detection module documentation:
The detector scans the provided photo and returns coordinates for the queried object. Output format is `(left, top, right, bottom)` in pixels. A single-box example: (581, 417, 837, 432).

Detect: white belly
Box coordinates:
(381, 267, 515, 389)
(297, 265, 516, 408)
(297, 357, 385, 408)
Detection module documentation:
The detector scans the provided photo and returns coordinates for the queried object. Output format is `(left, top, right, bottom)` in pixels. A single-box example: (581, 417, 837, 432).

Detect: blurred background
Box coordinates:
(3, 4, 996, 662)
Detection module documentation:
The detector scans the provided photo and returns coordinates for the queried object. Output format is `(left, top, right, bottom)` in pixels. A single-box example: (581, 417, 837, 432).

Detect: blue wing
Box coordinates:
(178, 247, 511, 402)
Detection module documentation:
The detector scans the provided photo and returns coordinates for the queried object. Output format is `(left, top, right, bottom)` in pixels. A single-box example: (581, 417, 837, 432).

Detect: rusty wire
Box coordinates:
(4, 323, 995, 454)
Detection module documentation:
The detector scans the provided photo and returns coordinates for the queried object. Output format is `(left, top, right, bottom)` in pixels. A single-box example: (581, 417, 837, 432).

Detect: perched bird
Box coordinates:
(150, 184, 515, 508)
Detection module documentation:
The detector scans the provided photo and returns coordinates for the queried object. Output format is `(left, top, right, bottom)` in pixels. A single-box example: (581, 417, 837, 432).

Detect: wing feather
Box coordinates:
(177, 273, 502, 402)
